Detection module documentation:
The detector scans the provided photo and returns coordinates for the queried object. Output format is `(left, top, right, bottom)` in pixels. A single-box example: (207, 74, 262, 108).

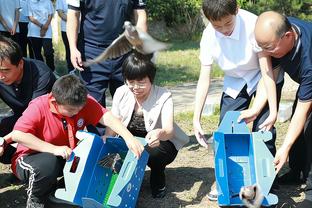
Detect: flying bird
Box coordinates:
(84, 21, 169, 66)
(98, 153, 123, 174)
(239, 184, 264, 208)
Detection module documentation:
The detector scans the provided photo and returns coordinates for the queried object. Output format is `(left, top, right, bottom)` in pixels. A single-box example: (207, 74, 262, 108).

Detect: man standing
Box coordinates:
(66, 0, 147, 109)
(0, 0, 20, 42)
(0, 35, 56, 164)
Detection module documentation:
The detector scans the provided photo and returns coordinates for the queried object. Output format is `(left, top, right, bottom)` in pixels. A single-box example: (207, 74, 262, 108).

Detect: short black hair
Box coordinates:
(202, 0, 237, 21)
(122, 52, 156, 83)
(52, 74, 88, 106)
(276, 15, 292, 38)
(0, 35, 23, 66)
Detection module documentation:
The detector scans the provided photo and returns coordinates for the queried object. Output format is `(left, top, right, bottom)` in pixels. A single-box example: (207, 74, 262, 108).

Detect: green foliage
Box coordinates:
(147, 0, 201, 25)
(239, 0, 312, 20)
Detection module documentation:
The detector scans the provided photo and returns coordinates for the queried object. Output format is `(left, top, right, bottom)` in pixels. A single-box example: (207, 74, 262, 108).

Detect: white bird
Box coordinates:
(84, 21, 169, 66)
(239, 184, 264, 208)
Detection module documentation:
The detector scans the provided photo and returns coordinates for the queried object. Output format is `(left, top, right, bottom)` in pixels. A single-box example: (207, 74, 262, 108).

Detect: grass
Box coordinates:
(53, 39, 224, 86)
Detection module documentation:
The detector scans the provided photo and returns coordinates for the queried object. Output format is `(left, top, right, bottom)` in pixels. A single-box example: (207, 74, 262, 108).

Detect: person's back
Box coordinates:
(0, 35, 55, 164)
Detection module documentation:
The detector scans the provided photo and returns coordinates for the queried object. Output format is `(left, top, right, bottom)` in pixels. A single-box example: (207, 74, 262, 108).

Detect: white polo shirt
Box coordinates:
(19, 0, 29, 23)
(0, 0, 20, 32)
(200, 9, 261, 99)
(27, 0, 54, 38)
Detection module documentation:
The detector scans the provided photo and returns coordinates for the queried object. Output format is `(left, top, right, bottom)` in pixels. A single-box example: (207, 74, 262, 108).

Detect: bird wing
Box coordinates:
(136, 29, 169, 54)
(83, 33, 133, 67)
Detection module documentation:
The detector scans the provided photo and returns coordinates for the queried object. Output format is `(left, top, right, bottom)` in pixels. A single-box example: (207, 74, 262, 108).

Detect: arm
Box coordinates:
(12, 7, 20, 35)
(11, 130, 72, 159)
(274, 100, 312, 172)
(57, 10, 67, 22)
(99, 111, 144, 158)
(193, 64, 212, 148)
(0, 15, 11, 33)
(257, 52, 277, 130)
(145, 97, 174, 147)
(133, 9, 147, 32)
(40, 14, 52, 37)
(67, 9, 83, 70)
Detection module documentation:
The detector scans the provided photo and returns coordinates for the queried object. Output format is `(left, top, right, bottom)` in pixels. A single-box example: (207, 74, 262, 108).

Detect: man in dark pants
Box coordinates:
(0, 35, 56, 165)
(66, 0, 147, 134)
(240, 11, 312, 207)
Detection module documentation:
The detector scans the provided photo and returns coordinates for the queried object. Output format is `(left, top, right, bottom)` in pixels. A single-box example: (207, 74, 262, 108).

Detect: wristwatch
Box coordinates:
(0, 137, 6, 147)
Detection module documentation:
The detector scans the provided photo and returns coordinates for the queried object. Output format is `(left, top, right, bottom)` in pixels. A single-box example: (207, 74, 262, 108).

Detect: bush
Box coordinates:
(147, 0, 201, 25)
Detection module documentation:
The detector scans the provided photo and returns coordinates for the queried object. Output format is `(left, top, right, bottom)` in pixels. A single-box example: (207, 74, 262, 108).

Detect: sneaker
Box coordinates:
(207, 189, 218, 201)
(277, 170, 304, 185)
(26, 199, 44, 208)
(296, 199, 312, 208)
(152, 186, 167, 198)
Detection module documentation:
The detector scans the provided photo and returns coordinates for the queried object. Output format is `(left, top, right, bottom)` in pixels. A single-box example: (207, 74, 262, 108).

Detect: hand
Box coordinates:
(238, 108, 259, 124)
(193, 120, 209, 148)
(53, 145, 72, 160)
(273, 145, 289, 173)
(40, 28, 47, 37)
(125, 137, 144, 159)
(70, 48, 84, 71)
(258, 113, 277, 131)
(145, 129, 162, 148)
(11, 27, 16, 35)
(0, 146, 4, 157)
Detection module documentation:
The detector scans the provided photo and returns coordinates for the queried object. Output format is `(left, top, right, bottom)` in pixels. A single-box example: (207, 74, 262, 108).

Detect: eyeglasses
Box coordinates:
(126, 82, 147, 89)
(261, 33, 286, 52)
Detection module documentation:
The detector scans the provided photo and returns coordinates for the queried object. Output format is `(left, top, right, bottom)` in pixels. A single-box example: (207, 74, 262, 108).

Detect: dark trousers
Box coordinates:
(18, 22, 34, 58)
(15, 153, 65, 204)
(29, 37, 55, 71)
(145, 140, 178, 191)
(61, 31, 74, 72)
(219, 81, 284, 156)
(0, 114, 19, 164)
(288, 96, 312, 181)
(81, 42, 126, 135)
(81, 42, 126, 107)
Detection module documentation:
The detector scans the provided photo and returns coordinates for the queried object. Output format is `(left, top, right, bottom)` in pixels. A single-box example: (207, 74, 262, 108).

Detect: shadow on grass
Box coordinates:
(138, 166, 215, 208)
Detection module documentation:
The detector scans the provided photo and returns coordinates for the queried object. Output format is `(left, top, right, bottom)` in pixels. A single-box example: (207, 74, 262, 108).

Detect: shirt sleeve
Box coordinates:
(199, 26, 214, 66)
(14, 101, 41, 135)
(298, 72, 312, 101)
(133, 0, 146, 9)
(56, 0, 62, 11)
(84, 96, 108, 125)
(31, 62, 56, 100)
(67, 0, 81, 9)
(15, 0, 21, 10)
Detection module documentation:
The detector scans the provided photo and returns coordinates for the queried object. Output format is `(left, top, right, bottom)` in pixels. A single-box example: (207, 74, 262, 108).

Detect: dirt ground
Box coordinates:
(0, 132, 306, 208)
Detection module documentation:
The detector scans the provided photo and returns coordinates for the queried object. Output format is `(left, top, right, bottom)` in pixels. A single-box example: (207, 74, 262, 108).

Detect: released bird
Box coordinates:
(239, 184, 264, 208)
(84, 21, 169, 66)
(98, 153, 123, 174)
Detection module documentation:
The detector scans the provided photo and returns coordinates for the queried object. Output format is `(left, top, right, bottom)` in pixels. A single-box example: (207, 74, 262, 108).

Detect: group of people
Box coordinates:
(0, 0, 311, 208)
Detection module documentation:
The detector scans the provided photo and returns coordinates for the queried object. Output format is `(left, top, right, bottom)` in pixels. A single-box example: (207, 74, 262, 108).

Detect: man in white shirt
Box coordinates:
(0, 0, 20, 42)
(27, 0, 55, 71)
(193, 0, 283, 200)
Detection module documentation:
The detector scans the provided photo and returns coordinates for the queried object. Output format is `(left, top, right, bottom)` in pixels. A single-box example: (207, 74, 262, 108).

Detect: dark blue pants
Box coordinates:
(18, 22, 34, 58)
(80, 42, 127, 135)
(29, 37, 55, 71)
(61, 31, 74, 73)
(219, 81, 284, 156)
(0, 114, 19, 164)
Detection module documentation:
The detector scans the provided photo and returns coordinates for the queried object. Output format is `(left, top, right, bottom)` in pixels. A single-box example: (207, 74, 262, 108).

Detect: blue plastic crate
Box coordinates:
(214, 111, 278, 207)
(55, 131, 149, 208)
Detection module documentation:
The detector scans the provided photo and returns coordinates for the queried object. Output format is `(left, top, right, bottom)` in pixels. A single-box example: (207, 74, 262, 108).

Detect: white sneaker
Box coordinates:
(207, 188, 218, 201)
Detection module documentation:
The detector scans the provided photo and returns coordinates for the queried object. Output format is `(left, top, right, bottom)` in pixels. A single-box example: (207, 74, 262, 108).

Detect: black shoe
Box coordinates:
(277, 170, 303, 185)
(152, 186, 167, 198)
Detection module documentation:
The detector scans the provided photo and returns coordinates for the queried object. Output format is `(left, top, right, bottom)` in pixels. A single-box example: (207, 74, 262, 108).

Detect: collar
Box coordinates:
(215, 13, 240, 40)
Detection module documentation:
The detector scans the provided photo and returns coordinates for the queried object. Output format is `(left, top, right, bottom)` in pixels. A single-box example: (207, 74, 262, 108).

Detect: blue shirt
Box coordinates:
(68, 0, 146, 46)
(273, 17, 312, 101)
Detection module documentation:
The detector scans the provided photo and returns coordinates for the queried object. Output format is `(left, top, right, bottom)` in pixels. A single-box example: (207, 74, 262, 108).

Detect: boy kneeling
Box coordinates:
(8, 74, 144, 207)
